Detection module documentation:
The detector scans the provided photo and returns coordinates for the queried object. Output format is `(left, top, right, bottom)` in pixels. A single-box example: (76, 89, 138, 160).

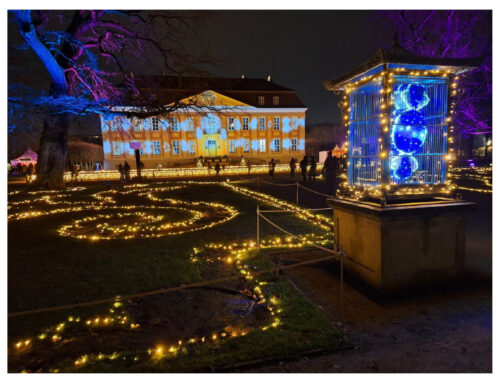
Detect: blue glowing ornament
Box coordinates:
(398, 109, 424, 125)
(392, 112, 428, 154)
(393, 84, 430, 111)
(390, 156, 418, 180)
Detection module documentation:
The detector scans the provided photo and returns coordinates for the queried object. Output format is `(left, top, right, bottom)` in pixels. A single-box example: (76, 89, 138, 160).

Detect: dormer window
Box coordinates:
(273, 96, 279, 105)
(258, 96, 265, 105)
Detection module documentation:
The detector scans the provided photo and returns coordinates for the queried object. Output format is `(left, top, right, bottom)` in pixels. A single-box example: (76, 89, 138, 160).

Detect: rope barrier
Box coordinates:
(298, 184, 335, 198)
(258, 211, 338, 256)
(234, 175, 260, 182)
(233, 176, 335, 198)
(258, 207, 332, 213)
(257, 211, 374, 274)
(259, 180, 297, 187)
(8, 252, 338, 319)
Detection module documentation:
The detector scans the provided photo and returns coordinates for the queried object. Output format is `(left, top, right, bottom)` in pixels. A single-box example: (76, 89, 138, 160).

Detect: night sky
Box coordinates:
(198, 10, 392, 125)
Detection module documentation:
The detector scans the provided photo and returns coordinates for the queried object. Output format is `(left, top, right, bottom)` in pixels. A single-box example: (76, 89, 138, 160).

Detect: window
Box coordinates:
(272, 139, 280, 152)
(273, 117, 280, 130)
(291, 138, 298, 151)
(273, 96, 279, 105)
(259, 117, 266, 131)
(228, 117, 235, 131)
(242, 117, 249, 131)
(142, 118, 149, 131)
(110, 120, 118, 132)
(243, 139, 250, 153)
(170, 117, 179, 131)
(112, 142, 123, 155)
(188, 141, 196, 154)
(134, 121, 142, 132)
(172, 140, 180, 154)
(153, 141, 161, 155)
(152, 117, 159, 131)
(259, 139, 266, 153)
(258, 96, 265, 105)
(185, 118, 194, 132)
(229, 140, 236, 153)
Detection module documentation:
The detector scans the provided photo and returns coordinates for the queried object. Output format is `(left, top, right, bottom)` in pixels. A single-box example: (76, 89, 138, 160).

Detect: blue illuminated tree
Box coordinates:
(378, 10, 492, 156)
(9, 10, 214, 187)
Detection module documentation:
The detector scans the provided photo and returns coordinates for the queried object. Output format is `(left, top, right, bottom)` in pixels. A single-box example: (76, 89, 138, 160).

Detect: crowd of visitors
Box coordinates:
(286, 152, 342, 196)
(8, 162, 37, 183)
(8, 152, 342, 194)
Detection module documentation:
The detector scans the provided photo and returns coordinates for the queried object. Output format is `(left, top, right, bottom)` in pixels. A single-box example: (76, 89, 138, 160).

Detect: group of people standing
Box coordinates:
(289, 155, 318, 182)
(9, 162, 36, 183)
(288, 151, 340, 196)
(118, 161, 131, 184)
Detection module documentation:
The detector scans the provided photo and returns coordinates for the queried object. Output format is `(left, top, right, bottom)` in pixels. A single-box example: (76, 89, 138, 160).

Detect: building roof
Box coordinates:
(11, 148, 37, 165)
(126, 76, 306, 108)
(323, 42, 484, 91)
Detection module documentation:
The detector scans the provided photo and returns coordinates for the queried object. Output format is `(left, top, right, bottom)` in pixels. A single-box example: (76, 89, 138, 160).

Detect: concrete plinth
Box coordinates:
(327, 198, 476, 292)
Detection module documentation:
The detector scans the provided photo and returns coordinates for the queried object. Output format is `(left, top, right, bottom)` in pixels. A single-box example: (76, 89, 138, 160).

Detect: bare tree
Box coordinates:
(9, 10, 216, 187)
(306, 123, 347, 157)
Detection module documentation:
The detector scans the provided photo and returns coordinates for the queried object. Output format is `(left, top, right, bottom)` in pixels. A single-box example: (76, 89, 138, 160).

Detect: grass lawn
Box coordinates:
(8, 181, 344, 372)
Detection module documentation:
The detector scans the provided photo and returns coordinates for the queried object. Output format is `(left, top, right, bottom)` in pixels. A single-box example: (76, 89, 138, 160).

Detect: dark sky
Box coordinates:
(197, 10, 392, 125)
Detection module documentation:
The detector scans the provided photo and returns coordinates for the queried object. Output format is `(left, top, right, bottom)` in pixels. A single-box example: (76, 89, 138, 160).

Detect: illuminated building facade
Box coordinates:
(100, 77, 307, 170)
(323, 43, 481, 200)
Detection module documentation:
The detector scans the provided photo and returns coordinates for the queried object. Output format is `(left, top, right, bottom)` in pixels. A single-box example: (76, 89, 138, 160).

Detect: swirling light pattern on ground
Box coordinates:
(9, 181, 332, 372)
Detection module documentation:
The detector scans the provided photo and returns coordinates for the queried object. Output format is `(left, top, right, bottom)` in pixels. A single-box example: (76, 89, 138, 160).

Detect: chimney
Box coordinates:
(267, 75, 272, 82)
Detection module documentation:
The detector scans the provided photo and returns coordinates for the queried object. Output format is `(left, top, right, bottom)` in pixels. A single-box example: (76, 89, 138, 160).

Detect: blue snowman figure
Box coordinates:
(390, 83, 430, 180)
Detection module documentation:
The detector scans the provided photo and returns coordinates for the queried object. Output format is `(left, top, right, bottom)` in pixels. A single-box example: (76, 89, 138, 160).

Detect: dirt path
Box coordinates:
(248, 251, 491, 372)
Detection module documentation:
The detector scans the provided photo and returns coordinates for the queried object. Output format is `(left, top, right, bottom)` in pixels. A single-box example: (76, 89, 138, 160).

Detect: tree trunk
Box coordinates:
(34, 113, 69, 188)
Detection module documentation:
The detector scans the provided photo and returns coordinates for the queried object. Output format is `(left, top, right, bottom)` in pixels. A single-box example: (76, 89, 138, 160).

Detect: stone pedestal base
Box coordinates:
(327, 198, 476, 292)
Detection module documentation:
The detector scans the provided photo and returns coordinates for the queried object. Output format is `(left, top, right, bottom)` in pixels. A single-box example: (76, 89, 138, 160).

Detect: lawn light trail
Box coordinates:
(9, 181, 333, 372)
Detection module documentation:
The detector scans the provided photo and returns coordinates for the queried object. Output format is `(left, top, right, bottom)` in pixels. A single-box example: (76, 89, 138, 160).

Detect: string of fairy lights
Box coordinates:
(24, 164, 323, 183)
(448, 165, 493, 193)
(337, 66, 465, 201)
(9, 184, 238, 239)
(9, 181, 333, 372)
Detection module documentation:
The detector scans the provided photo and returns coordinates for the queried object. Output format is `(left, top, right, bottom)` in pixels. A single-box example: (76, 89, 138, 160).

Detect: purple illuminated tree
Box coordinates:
(378, 10, 492, 156)
(9, 10, 214, 187)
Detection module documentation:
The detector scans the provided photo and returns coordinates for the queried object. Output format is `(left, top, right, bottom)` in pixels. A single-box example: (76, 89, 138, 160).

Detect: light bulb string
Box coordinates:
(257, 211, 373, 273)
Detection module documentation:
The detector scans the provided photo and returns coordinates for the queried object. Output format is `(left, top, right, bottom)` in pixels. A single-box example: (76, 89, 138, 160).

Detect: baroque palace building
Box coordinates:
(100, 76, 307, 170)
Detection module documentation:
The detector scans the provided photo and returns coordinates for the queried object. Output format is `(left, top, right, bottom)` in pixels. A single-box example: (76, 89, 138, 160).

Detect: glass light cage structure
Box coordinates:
(323, 44, 481, 202)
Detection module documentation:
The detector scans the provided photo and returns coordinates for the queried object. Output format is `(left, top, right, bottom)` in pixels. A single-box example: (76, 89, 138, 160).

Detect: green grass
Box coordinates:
(9, 182, 343, 372)
(82, 257, 344, 372)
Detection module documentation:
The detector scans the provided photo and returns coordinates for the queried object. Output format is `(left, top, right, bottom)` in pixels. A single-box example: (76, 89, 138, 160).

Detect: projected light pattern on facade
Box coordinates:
(100, 89, 307, 170)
